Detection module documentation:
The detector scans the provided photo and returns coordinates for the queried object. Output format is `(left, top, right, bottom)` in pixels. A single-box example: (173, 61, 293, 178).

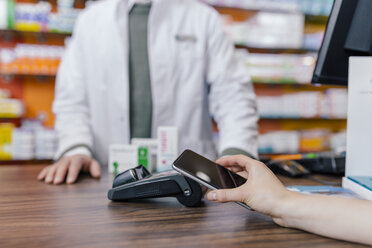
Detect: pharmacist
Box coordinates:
(38, 0, 259, 184)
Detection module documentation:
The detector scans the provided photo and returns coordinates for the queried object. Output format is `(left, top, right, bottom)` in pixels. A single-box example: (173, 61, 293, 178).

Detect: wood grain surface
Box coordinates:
(0, 165, 367, 248)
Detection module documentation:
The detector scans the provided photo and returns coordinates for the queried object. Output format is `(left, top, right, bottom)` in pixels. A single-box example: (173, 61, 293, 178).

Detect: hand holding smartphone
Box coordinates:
(172, 150, 251, 210)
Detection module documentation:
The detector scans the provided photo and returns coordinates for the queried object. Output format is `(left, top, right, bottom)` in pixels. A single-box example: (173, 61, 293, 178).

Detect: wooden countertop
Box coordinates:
(0, 165, 366, 248)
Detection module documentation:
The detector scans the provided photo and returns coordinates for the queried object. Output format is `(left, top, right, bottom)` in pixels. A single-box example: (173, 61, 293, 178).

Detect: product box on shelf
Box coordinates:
(222, 12, 304, 49)
(0, 44, 64, 76)
(0, 123, 13, 160)
(9, 120, 58, 161)
(0, 0, 7, 29)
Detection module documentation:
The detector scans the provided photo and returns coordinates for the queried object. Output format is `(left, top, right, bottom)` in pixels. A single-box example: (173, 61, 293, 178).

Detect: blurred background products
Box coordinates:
(200, 0, 334, 16)
(0, 0, 347, 163)
(0, 98, 24, 118)
(258, 130, 346, 154)
(0, 0, 7, 29)
(0, 44, 64, 75)
(0, 123, 13, 160)
(222, 12, 304, 49)
(0, 87, 24, 118)
(236, 51, 317, 84)
(4, 119, 57, 160)
(4, 0, 81, 33)
(256, 89, 348, 119)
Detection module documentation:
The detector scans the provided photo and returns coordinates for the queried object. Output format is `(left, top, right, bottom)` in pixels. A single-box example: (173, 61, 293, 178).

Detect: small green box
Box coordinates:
(138, 147, 149, 169)
(7, 0, 15, 29)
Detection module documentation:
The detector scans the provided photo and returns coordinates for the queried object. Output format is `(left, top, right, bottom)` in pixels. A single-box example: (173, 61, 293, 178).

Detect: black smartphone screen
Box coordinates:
(173, 150, 247, 189)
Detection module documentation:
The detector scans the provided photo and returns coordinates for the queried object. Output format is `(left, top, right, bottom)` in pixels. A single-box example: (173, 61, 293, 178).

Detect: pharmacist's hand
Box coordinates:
(37, 155, 101, 184)
(206, 155, 291, 216)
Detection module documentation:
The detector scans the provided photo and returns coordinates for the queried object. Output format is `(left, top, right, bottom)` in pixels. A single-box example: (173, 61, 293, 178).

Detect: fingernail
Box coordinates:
(67, 178, 73, 184)
(54, 178, 61, 184)
(209, 192, 217, 201)
(46, 177, 52, 182)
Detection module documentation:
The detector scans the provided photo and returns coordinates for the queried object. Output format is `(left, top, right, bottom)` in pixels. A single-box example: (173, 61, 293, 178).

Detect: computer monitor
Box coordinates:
(312, 0, 372, 86)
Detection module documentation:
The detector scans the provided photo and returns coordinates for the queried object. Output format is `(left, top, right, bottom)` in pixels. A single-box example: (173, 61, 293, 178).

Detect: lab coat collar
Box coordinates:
(114, 0, 158, 25)
(128, 0, 153, 11)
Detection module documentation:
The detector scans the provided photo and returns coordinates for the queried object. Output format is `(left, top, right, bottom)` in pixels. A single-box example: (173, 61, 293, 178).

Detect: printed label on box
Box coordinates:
(131, 138, 158, 172)
(157, 126, 178, 172)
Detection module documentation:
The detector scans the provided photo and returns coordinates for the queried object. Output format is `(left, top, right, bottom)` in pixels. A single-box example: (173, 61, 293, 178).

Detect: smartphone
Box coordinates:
(172, 149, 251, 210)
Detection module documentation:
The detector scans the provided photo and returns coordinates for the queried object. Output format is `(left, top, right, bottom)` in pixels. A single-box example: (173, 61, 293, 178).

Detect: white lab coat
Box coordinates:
(53, 0, 258, 165)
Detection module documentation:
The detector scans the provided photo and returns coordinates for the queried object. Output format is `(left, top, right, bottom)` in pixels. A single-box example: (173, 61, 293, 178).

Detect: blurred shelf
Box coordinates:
(0, 73, 56, 81)
(235, 44, 318, 54)
(259, 116, 346, 121)
(0, 160, 52, 165)
(214, 5, 298, 13)
(0, 118, 22, 126)
(0, 29, 71, 38)
(0, 116, 22, 119)
(258, 118, 347, 134)
(214, 5, 329, 20)
(253, 81, 312, 86)
(253, 82, 347, 90)
(258, 152, 333, 161)
(305, 15, 329, 24)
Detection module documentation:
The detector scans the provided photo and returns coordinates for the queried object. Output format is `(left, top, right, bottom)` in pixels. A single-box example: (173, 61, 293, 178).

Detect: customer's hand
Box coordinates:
(37, 154, 101, 184)
(207, 155, 372, 246)
(206, 155, 292, 217)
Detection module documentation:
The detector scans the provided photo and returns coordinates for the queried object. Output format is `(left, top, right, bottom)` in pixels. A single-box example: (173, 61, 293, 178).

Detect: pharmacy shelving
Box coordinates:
(1, 28, 319, 54)
(0, 0, 79, 162)
(215, 5, 327, 51)
(0, 72, 346, 89)
(0, 0, 346, 160)
(209, 3, 348, 155)
(0, 71, 349, 89)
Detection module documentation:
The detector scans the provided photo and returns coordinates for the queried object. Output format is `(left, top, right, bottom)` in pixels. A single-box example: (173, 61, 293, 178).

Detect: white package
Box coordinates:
(108, 144, 138, 174)
(157, 127, 178, 172)
(345, 57, 372, 176)
(0, 0, 7, 29)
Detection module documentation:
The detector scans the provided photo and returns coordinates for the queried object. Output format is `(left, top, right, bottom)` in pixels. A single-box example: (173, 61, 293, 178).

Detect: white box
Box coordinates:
(108, 144, 138, 174)
(345, 57, 372, 177)
(342, 177, 372, 201)
(157, 126, 178, 172)
(342, 57, 372, 200)
(0, 0, 7, 29)
(131, 138, 158, 172)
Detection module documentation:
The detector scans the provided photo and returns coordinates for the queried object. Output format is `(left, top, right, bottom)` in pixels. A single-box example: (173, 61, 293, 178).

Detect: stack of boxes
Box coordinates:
(109, 127, 178, 175)
(256, 89, 348, 119)
(258, 129, 347, 154)
(0, 44, 65, 76)
(2, 0, 81, 33)
(0, 120, 58, 161)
